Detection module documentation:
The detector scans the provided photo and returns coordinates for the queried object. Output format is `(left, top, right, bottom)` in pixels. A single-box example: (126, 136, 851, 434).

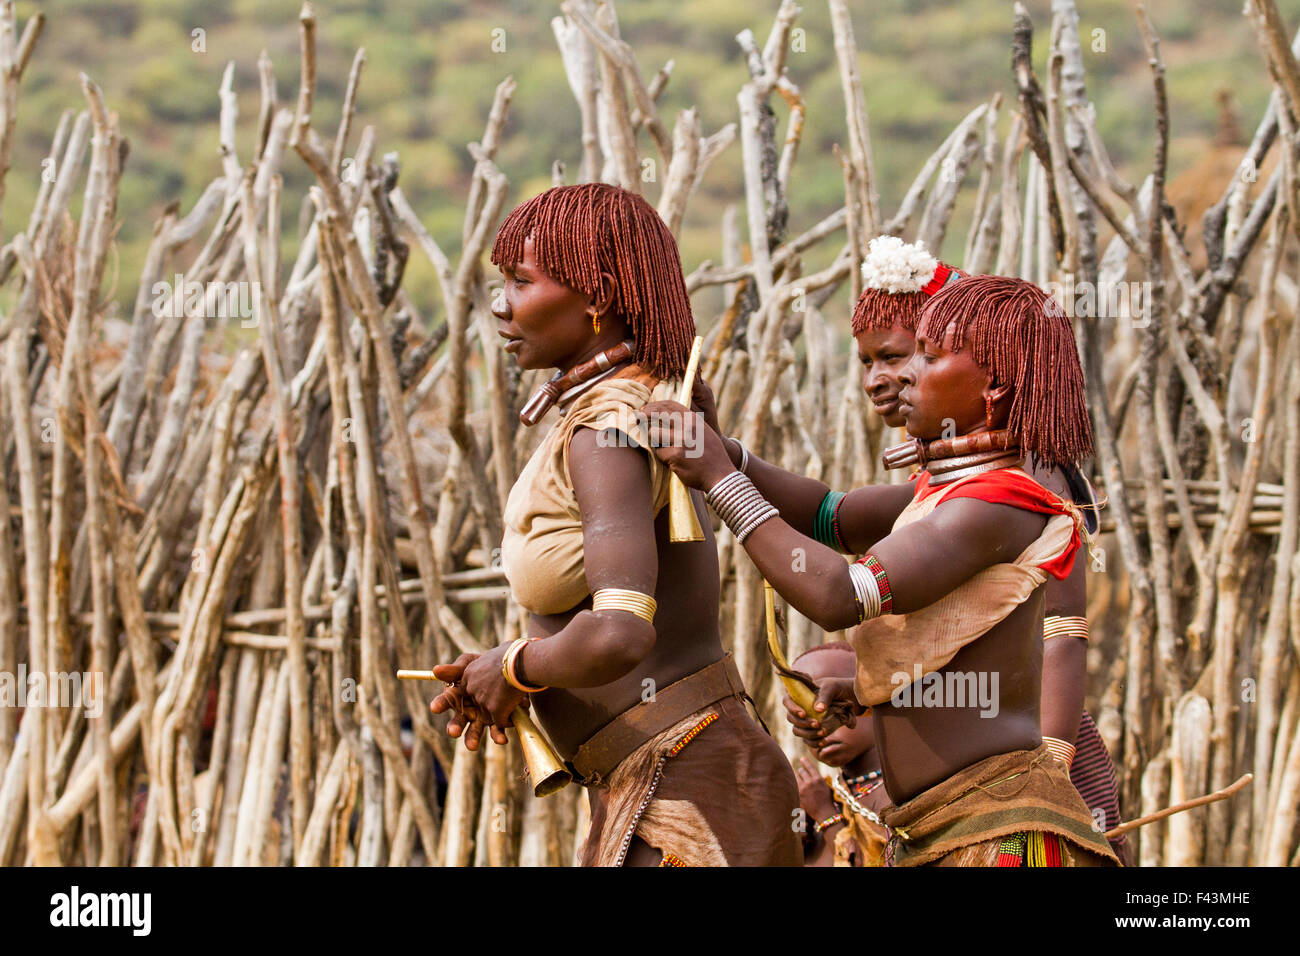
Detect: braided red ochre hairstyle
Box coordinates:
(490, 182, 695, 380)
(851, 287, 931, 336)
(915, 275, 1094, 472)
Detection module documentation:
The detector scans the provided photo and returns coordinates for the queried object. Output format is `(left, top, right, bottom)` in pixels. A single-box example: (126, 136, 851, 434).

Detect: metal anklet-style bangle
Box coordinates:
(705, 471, 778, 543)
(846, 560, 883, 623)
(1042, 735, 1077, 769)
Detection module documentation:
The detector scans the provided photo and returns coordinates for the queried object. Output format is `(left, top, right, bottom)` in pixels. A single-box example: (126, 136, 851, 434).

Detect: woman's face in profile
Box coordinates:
(896, 327, 993, 440)
(492, 235, 598, 372)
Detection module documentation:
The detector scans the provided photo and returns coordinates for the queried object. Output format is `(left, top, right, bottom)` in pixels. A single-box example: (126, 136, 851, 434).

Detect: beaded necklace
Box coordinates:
(830, 773, 886, 828)
(843, 768, 885, 795)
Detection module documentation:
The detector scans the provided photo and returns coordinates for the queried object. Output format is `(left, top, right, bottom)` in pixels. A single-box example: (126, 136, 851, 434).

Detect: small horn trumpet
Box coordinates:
(668, 336, 705, 543)
(763, 582, 819, 717)
(398, 669, 571, 797)
(510, 707, 571, 797)
(762, 583, 861, 730)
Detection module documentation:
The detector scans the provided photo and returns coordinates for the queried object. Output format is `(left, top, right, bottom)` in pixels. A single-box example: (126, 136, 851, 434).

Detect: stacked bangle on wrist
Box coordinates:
(1043, 615, 1090, 642)
(730, 437, 750, 474)
(705, 471, 778, 543)
(502, 637, 547, 693)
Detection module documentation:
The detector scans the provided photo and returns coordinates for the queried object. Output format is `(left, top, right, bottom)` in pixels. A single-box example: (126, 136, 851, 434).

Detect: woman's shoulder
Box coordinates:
(591, 364, 667, 403)
(553, 365, 674, 492)
(560, 365, 668, 441)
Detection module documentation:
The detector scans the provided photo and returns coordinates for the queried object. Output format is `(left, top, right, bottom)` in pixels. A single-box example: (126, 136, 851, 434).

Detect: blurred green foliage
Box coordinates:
(6, 0, 1291, 326)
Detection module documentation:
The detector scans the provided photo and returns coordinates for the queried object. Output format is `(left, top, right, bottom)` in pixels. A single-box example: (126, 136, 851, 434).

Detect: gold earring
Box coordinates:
(589, 308, 600, 335)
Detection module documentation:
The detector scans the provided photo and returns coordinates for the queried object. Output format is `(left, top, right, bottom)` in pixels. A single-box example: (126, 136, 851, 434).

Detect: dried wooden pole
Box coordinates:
(0, 0, 1295, 867)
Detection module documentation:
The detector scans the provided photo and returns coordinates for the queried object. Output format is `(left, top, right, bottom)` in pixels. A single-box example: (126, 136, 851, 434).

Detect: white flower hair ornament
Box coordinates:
(860, 236, 948, 294)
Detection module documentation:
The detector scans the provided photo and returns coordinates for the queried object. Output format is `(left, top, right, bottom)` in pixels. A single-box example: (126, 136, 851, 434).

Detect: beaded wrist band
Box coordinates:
(1043, 615, 1090, 642)
(813, 491, 851, 553)
(861, 554, 893, 614)
(705, 471, 779, 543)
(1042, 735, 1077, 769)
(592, 588, 657, 624)
(813, 812, 846, 834)
(502, 637, 547, 693)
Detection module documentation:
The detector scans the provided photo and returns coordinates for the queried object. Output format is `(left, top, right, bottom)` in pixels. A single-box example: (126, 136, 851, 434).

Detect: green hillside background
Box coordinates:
(7, 0, 1293, 328)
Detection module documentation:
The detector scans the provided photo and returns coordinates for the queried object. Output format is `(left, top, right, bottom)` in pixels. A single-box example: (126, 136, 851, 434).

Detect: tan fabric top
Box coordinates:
(501, 366, 677, 616)
(850, 468, 1076, 707)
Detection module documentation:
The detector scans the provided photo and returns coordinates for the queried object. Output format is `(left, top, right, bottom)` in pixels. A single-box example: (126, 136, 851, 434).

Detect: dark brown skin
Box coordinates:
(791, 648, 885, 867)
(859, 322, 1088, 744)
(797, 652, 880, 772)
(429, 235, 724, 779)
(855, 325, 917, 429)
(710, 317, 1089, 758)
(1034, 464, 1088, 744)
(686, 365, 916, 553)
(647, 324, 1058, 803)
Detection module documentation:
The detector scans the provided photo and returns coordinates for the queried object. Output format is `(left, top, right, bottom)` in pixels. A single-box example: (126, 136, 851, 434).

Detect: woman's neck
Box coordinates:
(557, 333, 630, 375)
(841, 747, 881, 779)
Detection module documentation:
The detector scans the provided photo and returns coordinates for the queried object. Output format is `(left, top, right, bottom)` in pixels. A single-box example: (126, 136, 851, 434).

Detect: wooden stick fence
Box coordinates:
(0, 0, 1295, 865)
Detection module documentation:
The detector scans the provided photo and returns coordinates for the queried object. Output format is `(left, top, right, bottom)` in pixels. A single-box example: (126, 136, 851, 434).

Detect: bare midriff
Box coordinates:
(528, 492, 725, 758)
(872, 587, 1045, 804)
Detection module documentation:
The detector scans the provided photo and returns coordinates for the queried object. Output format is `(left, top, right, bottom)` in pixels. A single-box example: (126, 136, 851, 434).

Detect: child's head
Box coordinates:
(793, 642, 876, 769)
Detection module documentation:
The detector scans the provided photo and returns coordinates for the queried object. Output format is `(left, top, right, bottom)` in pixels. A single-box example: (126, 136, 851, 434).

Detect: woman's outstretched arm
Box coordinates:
(664, 388, 913, 551)
(734, 496, 1049, 632)
(644, 398, 1048, 632)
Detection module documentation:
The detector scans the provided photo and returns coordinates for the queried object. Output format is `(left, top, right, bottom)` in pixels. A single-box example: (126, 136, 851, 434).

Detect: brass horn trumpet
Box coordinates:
(397, 669, 571, 797)
(763, 582, 861, 731)
(667, 335, 705, 543)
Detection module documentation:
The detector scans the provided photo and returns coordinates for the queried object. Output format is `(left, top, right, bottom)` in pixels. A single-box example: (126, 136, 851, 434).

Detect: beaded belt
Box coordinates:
(567, 653, 750, 786)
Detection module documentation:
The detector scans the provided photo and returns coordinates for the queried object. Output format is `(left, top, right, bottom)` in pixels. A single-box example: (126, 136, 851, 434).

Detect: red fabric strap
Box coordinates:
(911, 467, 1082, 580)
(920, 263, 954, 296)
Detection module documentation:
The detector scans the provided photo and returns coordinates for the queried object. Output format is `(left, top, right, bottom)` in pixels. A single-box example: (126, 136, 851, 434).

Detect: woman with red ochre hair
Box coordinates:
(429, 182, 800, 867)
(647, 274, 1120, 866)
(744, 234, 1128, 863)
